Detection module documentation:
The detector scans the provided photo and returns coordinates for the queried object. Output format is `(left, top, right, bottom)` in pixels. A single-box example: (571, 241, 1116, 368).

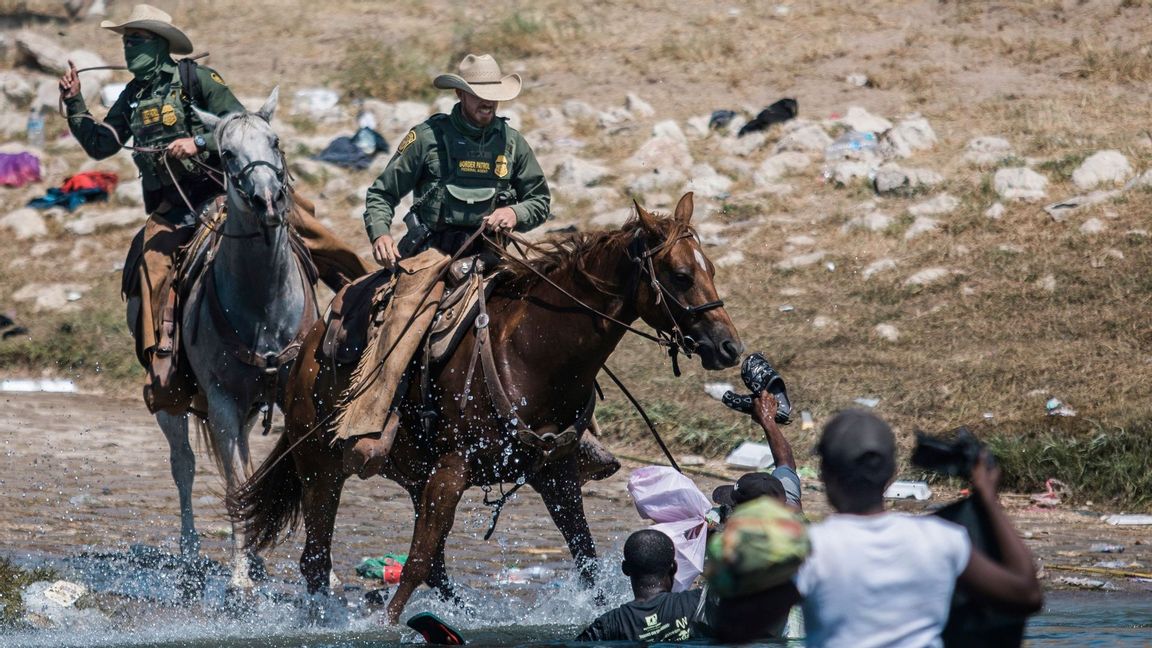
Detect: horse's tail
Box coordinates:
(228, 431, 302, 553)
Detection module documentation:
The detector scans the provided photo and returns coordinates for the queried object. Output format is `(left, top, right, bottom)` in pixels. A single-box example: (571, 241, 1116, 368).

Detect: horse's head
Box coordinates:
(194, 87, 289, 232)
(630, 192, 744, 370)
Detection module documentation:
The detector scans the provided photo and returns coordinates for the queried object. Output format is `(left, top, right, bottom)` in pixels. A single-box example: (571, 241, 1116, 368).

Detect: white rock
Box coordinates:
(1044, 190, 1121, 222)
(786, 234, 817, 248)
(114, 179, 143, 206)
(685, 115, 711, 139)
(874, 165, 943, 195)
(727, 131, 768, 157)
(554, 157, 611, 188)
(826, 160, 873, 185)
(0, 110, 25, 137)
(597, 107, 632, 128)
(884, 115, 936, 158)
(874, 323, 900, 342)
(904, 267, 952, 287)
(11, 282, 91, 312)
(64, 209, 145, 235)
(561, 99, 597, 120)
(625, 93, 655, 118)
(1036, 274, 1057, 292)
(904, 216, 941, 240)
(431, 95, 456, 116)
(774, 123, 832, 154)
(837, 106, 893, 134)
(0, 71, 34, 106)
(1072, 150, 1132, 190)
(591, 208, 632, 228)
(394, 101, 433, 130)
(908, 193, 959, 217)
(812, 315, 838, 329)
(715, 250, 745, 267)
(652, 120, 687, 144)
(684, 164, 732, 199)
(0, 207, 47, 239)
(755, 151, 811, 185)
(984, 203, 1006, 220)
(1080, 218, 1106, 235)
(626, 134, 692, 173)
(31, 78, 59, 113)
(862, 258, 897, 279)
(627, 168, 687, 194)
(14, 31, 69, 74)
(291, 87, 341, 122)
(775, 250, 827, 270)
(845, 73, 869, 87)
(843, 211, 892, 233)
(1125, 168, 1152, 189)
(964, 137, 1014, 166)
(994, 167, 1048, 201)
(22, 580, 107, 629)
(68, 49, 109, 105)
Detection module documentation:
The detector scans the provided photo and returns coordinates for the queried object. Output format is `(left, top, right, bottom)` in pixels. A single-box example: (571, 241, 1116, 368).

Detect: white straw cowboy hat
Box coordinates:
(433, 54, 522, 102)
(100, 4, 194, 55)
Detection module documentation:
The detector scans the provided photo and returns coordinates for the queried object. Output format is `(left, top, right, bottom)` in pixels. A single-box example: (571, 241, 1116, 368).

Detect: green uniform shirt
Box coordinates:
(363, 103, 550, 243)
(64, 59, 242, 183)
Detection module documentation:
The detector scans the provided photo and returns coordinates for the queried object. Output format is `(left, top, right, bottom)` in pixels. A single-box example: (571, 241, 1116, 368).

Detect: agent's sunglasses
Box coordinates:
(122, 33, 157, 47)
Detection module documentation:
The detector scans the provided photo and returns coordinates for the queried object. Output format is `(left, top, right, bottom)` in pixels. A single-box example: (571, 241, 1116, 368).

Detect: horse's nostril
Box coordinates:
(721, 339, 743, 360)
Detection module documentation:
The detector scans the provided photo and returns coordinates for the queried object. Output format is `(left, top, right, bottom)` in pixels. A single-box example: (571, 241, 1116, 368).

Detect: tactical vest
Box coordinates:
(127, 72, 212, 192)
(418, 114, 516, 229)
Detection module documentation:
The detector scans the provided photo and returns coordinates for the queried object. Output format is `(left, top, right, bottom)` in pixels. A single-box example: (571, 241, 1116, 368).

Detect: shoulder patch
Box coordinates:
(209, 72, 225, 85)
(398, 129, 417, 153)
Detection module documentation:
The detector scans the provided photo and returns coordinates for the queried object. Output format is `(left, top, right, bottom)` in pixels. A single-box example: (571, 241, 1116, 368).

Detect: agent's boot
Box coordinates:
(342, 416, 401, 479)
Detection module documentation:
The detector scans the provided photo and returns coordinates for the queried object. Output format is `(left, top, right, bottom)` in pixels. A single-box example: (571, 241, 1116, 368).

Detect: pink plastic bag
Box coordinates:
(627, 466, 712, 591)
(0, 152, 41, 187)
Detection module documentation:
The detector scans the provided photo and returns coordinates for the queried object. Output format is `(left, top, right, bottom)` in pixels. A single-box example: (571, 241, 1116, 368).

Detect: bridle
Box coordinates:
(216, 137, 290, 242)
(487, 227, 725, 377)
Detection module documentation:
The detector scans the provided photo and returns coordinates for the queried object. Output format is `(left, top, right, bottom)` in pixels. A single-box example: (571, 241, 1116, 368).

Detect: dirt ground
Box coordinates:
(1, 392, 1148, 599)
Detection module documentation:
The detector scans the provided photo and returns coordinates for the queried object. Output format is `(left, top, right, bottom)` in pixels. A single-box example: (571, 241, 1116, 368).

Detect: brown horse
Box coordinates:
(232, 192, 743, 622)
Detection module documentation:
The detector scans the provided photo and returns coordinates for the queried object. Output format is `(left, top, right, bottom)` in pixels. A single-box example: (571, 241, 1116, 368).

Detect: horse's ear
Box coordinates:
(193, 106, 221, 132)
(673, 192, 695, 225)
(256, 86, 280, 122)
(632, 198, 659, 232)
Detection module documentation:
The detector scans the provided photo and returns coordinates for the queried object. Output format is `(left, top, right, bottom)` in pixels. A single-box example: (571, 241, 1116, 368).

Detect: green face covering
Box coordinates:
(124, 37, 169, 79)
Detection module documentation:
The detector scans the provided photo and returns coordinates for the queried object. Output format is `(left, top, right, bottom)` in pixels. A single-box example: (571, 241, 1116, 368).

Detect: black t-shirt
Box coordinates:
(576, 590, 703, 643)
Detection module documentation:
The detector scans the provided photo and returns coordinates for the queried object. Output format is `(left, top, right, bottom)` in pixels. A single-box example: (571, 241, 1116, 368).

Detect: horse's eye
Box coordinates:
(672, 272, 694, 288)
(221, 149, 235, 159)
(272, 137, 280, 149)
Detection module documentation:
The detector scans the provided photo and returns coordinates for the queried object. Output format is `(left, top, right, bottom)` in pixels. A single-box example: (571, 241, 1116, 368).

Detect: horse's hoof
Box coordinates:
(222, 586, 257, 618)
(247, 554, 269, 583)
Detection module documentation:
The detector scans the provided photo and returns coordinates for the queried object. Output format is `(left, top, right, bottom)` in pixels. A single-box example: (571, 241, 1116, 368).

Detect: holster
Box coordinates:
(398, 210, 432, 258)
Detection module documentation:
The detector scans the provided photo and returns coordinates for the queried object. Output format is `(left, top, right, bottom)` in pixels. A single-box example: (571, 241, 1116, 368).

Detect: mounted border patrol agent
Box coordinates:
(342, 53, 551, 473)
(59, 4, 369, 412)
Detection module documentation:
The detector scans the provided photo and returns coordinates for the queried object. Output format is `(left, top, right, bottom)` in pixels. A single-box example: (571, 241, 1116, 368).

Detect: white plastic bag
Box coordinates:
(627, 466, 711, 591)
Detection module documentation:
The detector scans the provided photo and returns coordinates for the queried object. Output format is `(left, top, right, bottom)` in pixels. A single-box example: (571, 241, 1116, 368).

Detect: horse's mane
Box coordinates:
(498, 211, 694, 296)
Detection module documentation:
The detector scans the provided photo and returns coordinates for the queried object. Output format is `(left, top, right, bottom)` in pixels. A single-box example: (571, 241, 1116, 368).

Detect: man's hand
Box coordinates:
(483, 206, 517, 231)
(372, 234, 400, 269)
(166, 138, 199, 160)
(750, 392, 779, 427)
(58, 60, 81, 100)
(970, 451, 1002, 499)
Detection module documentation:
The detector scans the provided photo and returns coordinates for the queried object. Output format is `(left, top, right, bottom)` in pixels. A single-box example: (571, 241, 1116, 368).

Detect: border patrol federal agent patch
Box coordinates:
(398, 129, 417, 154)
(210, 72, 226, 85)
(161, 104, 177, 126)
(141, 107, 160, 126)
(494, 154, 509, 179)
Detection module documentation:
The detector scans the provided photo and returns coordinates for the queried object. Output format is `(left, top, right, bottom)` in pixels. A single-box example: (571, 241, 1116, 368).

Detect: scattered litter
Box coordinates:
(884, 480, 932, 501)
(293, 87, 340, 118)
(982, 412, 994, 420)
(778, 304, 794, 312)
(1030, 478, 1067, 508)
(679, 454, 706, 467)
(0, 152, 41, 187)
(825, 261, 836, 272)
(1057, 576, 1110, 589)
(1045, 397, 1076, 417)
(1104, 514, 1152, 526)
(1, 379, 77, 393)
(355, 554, 406, 584)
(28, 171, 119, 211)
(313, 127, 389, 170)
(703, 382, 737, 401)
(853, 397, 880, 408)
(825, 130, 879, 161)
(738, 98, 798, 137)
(800, 410, 814, 431)
(499, 565, 557, 585)
(725, 441, 775, 469)
(709, 110, 737, 131)
(65, 291, 82, 302)
(1090, 543, 1125, 554)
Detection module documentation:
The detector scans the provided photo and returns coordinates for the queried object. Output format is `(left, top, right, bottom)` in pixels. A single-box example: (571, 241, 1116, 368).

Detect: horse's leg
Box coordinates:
(156, 411, 199, 557)
(530, 457, 599, 588)
(205, 391, 258, 591)
(404, 484, 455, 601)
(387, 454, 470, 623)
(299, 454, 347, 597)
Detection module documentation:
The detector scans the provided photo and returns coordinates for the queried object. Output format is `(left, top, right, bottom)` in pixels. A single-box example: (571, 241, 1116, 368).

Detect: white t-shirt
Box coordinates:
(794, 513, 972, 648)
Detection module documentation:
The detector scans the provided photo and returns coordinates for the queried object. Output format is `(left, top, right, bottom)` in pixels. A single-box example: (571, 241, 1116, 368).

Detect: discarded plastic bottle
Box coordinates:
(824, 130, 877, 161)
(26, 108, 44, 149)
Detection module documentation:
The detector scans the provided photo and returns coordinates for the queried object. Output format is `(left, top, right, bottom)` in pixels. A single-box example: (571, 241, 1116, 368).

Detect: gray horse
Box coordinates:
(152, 88, 317, 591)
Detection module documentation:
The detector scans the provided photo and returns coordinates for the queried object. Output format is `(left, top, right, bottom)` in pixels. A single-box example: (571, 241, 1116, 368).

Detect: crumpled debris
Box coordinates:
(1030, 478, 1068, 507)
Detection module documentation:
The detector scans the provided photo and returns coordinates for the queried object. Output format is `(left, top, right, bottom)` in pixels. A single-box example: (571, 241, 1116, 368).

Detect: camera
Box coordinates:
(910, 426, 986, 478)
